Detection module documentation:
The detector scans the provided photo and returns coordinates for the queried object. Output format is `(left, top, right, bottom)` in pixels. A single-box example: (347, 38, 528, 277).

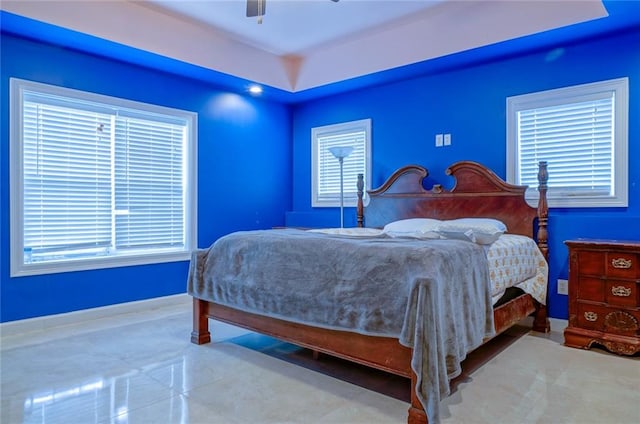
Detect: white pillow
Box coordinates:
(436, 218, 507, 244)
(383, 218, 442, 239)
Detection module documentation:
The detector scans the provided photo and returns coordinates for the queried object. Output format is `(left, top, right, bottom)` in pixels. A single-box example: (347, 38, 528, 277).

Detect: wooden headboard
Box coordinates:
(357, 161, 549, 258)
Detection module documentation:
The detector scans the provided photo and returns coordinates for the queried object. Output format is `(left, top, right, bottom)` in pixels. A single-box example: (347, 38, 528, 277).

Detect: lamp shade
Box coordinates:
(329, 146, 354, 159)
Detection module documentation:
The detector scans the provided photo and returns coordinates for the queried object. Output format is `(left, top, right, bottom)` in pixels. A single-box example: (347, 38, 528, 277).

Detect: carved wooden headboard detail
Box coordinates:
(356, 160, 549, 258)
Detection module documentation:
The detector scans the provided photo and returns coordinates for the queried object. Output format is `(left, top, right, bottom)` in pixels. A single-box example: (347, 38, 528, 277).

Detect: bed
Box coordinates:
(188, 160, 550, 424)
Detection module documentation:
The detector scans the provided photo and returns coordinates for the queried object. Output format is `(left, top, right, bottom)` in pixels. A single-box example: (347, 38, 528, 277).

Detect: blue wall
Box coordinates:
(287, 28, 640, 319)
(0, 34, 292, 322)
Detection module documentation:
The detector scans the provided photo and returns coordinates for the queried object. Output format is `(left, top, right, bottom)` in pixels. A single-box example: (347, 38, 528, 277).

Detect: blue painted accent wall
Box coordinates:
(288, 28, 640, 319)
(0, 34, 292, 322)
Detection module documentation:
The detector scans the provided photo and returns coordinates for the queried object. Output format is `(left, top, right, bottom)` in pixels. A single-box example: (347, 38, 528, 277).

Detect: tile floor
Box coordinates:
(1, 299, 639, 424)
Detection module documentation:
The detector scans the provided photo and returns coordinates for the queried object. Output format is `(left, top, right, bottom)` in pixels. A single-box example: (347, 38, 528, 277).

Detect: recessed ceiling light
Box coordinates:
(248, 84, 263, 95)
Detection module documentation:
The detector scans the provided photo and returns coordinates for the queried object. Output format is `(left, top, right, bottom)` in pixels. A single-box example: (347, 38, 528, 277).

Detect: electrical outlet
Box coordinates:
(435, 134, 443, 147)
(444, 133, 451, 146)
(557, 279, 568, 295)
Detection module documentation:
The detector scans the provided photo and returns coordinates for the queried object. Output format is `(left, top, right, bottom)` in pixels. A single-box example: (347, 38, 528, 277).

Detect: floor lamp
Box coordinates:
(329, 146, 354, 228)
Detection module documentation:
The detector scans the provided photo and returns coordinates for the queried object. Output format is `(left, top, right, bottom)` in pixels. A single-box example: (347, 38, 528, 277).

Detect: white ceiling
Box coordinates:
(1, 1, 609, 92)
(147, 0, 447, 55)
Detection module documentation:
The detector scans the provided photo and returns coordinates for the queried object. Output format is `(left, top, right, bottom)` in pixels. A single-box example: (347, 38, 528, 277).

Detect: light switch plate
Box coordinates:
(557, 279, 568, 295)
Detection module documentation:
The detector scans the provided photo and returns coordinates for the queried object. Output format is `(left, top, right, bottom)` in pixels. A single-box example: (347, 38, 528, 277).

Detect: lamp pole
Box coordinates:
(338, 156, 345, 228)
(328, 146, 354, 228)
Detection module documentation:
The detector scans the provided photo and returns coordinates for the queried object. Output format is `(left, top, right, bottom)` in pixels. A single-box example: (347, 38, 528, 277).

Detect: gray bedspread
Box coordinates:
(187, 228, 495, 422)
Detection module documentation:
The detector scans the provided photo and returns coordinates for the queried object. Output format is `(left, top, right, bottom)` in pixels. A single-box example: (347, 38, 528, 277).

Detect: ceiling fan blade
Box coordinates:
(246, 0, 266, 18)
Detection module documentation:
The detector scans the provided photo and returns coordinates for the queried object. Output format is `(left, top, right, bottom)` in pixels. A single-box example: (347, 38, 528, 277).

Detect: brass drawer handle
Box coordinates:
(611, 258, 632, 269)
(611, 286, 632, 297)
(584, 311, 598, 322)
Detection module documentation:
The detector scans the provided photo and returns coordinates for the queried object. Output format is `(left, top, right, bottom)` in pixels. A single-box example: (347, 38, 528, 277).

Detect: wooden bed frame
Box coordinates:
(191, 160, 550, 424)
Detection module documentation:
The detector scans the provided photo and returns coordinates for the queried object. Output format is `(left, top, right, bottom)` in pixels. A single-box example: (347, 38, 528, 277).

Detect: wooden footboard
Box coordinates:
(191, 296, 428, 421)
(191, 291, 548, 424)
(192, 298, 413, 376)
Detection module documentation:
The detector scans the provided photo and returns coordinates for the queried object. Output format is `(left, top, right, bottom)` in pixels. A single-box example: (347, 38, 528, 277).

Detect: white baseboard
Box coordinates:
(0, 293, 191, 339)
(549, 317, 568, 333)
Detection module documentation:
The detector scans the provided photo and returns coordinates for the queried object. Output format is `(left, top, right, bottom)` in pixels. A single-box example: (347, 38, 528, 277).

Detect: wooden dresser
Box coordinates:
(564, 239, 640, 356)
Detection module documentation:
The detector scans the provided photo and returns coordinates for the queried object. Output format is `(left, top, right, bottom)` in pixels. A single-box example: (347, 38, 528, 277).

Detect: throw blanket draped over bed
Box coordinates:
(188, 229, 496, 422)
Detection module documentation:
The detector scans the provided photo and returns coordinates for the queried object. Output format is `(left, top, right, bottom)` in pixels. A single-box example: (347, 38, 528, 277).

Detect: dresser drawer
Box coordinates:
(576, 276, 605, 302)
(606, 280, 639, 308)
(575, 250, 605, 275)
(576, 303, 640, 336)
(607, 252, 639, 278)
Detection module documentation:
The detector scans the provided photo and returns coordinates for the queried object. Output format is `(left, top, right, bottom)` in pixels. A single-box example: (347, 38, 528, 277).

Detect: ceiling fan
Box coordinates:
(247, 0, 340, 24)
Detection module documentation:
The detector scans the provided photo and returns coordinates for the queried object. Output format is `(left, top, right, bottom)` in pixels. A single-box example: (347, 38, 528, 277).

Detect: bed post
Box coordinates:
(357, 173, 364, 228)
(536, 161, 549, 260)
(533, 160, 551, 333)
(408, 373, 429, 424)
(191, 298, 211, 344)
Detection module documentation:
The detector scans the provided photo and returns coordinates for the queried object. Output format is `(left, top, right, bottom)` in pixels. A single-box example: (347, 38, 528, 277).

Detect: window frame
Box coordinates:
(506, 77, 628, 208)
(10, 78, 198, 277)
(311, 119, 372, 208)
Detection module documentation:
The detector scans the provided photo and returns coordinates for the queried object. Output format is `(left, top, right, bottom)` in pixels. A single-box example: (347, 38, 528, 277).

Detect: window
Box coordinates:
(507, 78, 628, 208)
(10, 79, 197, 276)
(312, 119, 371, 207)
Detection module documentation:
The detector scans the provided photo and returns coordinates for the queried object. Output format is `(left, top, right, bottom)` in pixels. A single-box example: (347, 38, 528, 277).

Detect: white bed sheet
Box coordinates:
(487, 234, 548, 305)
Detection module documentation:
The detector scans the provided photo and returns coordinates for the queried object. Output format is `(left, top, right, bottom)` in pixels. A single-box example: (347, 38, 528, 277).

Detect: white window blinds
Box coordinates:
(312, 119, 371, 207)
(114, 117, 185, 250)
(11, 79, 196, 276)
(518, 96, 613, 195)
(23, 98, 113, 257)
(316, 131, 366, 204)
(507, 78, 628, 208)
